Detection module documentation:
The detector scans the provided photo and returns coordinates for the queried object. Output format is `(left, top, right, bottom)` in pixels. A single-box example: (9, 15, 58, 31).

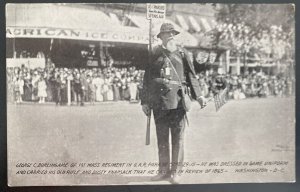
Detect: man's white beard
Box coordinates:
(166, 39, 178, 52)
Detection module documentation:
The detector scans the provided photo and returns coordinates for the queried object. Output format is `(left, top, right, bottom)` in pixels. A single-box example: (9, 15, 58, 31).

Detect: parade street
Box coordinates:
(7, 97, 295, 186)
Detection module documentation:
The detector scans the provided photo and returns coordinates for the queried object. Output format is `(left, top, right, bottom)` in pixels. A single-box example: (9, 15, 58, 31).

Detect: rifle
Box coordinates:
(145, 110, 151, 145)
(145, 18, 152, 146)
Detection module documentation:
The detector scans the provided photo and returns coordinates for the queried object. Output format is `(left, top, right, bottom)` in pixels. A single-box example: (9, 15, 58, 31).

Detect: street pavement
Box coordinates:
(7, 97, 295, 186)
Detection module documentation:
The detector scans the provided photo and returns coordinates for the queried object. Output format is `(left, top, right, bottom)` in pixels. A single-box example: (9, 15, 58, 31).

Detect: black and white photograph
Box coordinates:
(6, 3, 295, 186)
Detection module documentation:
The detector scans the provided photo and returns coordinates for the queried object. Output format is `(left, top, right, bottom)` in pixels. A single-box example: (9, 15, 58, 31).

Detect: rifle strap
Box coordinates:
(163, 51, 190, 127)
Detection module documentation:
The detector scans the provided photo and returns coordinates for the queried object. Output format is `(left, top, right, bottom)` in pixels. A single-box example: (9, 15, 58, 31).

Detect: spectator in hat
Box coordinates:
(112, 76, 121, 101)
(23, 72, 32, 101)
(53, 73, 62, 105)
(59, 72, 67, 104)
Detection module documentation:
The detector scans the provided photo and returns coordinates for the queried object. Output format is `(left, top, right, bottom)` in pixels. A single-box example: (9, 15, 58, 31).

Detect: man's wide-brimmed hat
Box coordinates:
(157, 23, 180, 38)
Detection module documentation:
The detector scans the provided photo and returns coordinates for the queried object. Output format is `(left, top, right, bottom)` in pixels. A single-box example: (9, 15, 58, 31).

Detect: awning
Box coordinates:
(200, 18, 212, 32)
(109, 13, 121, 25)
(126, 14, 198, 47)
(6, 4, 149, 44)
(188, 16, 201, 32)
(176, 15, 189, 31)
(175, 15, 216, 33)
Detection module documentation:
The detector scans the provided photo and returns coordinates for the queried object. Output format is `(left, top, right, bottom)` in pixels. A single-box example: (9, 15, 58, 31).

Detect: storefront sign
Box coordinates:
(6, 27, 149, 44)
(196, 50, 210, 64)
(87, 60, 99, 67)
(147, 4, 166, 20)
(209, 52, 217, 64)
(113, 60, 132, 65)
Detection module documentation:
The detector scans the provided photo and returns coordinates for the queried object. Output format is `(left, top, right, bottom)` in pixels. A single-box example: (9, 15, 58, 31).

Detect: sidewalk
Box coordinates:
(7, 100, 141, 106)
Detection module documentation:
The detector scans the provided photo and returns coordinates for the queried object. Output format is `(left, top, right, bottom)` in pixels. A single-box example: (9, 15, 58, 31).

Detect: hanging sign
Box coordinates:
(146, 4, 166, 20)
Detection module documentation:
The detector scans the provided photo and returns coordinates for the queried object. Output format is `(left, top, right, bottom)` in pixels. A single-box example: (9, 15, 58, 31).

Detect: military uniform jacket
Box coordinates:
(141, 45, 203, 110)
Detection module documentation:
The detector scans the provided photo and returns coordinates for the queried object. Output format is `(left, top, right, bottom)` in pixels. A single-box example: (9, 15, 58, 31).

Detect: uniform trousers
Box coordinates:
(153, 107, 186, 175)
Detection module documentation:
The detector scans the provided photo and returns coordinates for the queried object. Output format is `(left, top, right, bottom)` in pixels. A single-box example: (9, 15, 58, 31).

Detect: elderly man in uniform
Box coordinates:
(141, 23, 207, 184)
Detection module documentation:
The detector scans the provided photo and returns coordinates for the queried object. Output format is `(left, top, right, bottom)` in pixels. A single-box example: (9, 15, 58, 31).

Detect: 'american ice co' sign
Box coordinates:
(146, 4, 166, 20)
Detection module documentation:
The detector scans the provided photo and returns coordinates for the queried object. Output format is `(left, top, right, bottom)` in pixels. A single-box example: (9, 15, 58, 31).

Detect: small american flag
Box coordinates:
(214, 88, 228, 112)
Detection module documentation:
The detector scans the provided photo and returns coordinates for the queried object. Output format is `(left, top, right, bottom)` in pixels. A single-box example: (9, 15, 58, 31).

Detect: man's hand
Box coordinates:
(197, 96, 207, 109)
(142, 104, 151, 116)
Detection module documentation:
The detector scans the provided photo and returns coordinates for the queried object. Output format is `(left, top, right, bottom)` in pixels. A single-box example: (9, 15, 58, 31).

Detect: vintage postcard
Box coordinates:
(6, 3, 295, 186)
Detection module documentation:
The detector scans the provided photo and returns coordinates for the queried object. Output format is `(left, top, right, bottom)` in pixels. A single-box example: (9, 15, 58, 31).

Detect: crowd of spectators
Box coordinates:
(214, 22, 294, 61)
(7, 65, 144, 105)
(7, 64, 294, 105)
(7, 22, 296, 105)
(197, 71, 294, 100)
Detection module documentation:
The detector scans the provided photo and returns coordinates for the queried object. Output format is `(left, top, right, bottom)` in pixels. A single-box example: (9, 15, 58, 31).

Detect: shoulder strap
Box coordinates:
(179, 47, 197, 76)
(162, 51, 183, 84)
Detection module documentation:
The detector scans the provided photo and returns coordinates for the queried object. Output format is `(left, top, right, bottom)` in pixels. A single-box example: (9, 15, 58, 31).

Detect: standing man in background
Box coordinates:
(141, 23, 207, 184)
(74, 73, 84, 106)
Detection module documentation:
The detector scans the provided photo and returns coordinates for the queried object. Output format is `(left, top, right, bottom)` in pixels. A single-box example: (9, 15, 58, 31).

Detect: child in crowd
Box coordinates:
(14, 76, 24, 104)
(38, 76, 47, 103)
